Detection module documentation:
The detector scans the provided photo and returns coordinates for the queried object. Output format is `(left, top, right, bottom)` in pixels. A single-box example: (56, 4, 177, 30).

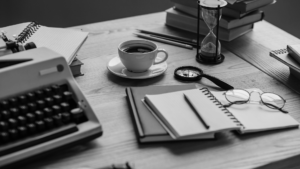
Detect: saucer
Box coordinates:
(107, 56, 168, 79)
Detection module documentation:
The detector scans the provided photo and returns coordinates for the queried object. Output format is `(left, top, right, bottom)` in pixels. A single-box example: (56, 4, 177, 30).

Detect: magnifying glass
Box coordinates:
(174, 66, 234, 90)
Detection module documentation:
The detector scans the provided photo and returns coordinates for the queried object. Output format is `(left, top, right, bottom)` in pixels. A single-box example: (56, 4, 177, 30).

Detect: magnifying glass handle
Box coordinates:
(201, 74, 234, 90)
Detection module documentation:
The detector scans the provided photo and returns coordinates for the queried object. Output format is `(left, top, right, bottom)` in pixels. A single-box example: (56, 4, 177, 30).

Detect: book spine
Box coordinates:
(200, 88, 245, 129)
(174, 3, 242, 19)
(165, 10, 228, 39)
(125, 88, 145, 141)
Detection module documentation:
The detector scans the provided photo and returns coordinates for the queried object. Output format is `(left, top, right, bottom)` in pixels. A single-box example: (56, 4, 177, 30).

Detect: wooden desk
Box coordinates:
(23, 12, 300, 169)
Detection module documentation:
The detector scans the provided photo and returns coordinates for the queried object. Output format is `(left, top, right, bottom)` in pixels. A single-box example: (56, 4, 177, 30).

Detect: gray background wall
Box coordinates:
(1, 0, 300, 39)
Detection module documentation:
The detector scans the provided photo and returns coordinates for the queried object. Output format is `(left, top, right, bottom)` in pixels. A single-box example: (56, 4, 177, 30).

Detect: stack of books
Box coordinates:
(166, 0, 276, 41)
(70, 57, 84, 77)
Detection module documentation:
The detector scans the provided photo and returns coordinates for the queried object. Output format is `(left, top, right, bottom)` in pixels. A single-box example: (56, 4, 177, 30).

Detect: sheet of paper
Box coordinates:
(0, 22, 88, 64)
(27, 26, 88, 64)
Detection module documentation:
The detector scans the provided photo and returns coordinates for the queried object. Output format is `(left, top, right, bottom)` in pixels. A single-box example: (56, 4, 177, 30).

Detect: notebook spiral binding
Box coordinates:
(200, 88, 245, 129)
(271, 49, 288, 55)
(17, 22, 40, 43)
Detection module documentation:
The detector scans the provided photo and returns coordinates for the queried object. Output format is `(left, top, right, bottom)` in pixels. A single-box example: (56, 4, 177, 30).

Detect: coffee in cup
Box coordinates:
(118, 40, 168, 73)
(122, 46, 154, 53)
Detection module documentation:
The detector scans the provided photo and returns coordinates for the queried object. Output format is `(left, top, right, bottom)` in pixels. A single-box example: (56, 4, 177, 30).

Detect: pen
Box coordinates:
(183, 94, 210, 129)
(74, 162, 134, 169)
(136, 29, 197, 44)
(133, 32, 193, 50)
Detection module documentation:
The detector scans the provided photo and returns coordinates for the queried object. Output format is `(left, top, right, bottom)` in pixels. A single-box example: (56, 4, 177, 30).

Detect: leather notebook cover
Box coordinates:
(125, 84, 196, 143)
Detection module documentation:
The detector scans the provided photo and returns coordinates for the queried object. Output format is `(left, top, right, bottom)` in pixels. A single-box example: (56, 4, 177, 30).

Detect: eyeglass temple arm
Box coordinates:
(224, 101, 289, 114)
(223, 102, 233, 108)
(201, 74, 234, 90)
(223, 100, 247, 108)
(263, 102, 289, 114)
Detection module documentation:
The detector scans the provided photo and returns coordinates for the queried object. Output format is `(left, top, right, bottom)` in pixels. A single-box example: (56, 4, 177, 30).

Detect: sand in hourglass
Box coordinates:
(200, 42, 220, 58)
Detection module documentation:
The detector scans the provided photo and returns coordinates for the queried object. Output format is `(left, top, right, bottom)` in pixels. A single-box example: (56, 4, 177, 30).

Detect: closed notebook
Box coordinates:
(270, 48, 300, 79)
(126, 84, 215, 143)
(0, 22, 88, 64)
(144, 88, 240, 139)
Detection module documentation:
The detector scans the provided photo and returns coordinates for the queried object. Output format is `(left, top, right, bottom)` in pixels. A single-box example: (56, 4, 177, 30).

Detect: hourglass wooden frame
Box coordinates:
(196, 0, 225, 64)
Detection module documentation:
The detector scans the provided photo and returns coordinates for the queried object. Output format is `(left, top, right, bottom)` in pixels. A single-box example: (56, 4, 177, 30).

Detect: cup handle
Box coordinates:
(153, 49, 168, 65)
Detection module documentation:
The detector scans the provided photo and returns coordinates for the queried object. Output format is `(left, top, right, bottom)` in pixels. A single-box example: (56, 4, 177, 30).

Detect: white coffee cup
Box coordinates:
(118, 40, 168, 73)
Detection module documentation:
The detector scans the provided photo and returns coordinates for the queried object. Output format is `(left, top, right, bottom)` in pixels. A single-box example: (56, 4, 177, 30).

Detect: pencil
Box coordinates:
(133, 33, 193, 50)
(136, 29, 197, 44)
(183, 94, 210, 129)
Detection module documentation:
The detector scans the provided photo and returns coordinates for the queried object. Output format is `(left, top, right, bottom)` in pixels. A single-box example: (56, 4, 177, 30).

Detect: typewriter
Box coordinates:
(0, 47, 103, 168)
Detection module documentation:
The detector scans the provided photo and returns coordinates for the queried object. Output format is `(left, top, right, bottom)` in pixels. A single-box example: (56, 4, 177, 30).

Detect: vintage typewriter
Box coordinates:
(0, 47, 103, 168)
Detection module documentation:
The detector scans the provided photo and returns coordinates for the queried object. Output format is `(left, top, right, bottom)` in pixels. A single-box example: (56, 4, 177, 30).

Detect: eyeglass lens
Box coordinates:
(225, 89, 249, 103)
(261, 93, 285, 109)
(225, 89, 285, 109)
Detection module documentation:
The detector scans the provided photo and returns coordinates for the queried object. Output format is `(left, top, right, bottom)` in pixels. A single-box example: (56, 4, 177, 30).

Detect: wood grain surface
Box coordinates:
(22, 12, 300, 169)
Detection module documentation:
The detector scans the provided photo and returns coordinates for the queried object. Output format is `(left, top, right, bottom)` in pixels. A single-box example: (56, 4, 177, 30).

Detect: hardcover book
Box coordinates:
(70, 57, 84, 77)
(173, 5, 264, 29)
(171, 0, 275, 18)
(226, 0, 275, 13)
(166, 8, 253, 41)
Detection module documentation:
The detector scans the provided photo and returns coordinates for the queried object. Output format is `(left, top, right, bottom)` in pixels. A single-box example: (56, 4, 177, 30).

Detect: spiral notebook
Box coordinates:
(143, 88, 240, 139)
(0, 22, 88, 64)
(270, 48, 300, 79)
(144, 88, 299, 139)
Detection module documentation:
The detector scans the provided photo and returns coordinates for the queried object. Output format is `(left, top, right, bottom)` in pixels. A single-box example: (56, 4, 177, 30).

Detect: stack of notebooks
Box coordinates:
(126, 84, 299, 143)
(270, 45, 300, 80)
(0, 22, 88, 77)
(166, 0, 276, 41)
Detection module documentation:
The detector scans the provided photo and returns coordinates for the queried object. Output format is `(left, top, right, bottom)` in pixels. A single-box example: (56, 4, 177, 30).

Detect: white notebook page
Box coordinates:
(145, 90, 208, 138)
(27, 26, 88, 63)
(211, 89, 299, 133)
(144, 89, 239, 138)
(0, 22, 88, 64)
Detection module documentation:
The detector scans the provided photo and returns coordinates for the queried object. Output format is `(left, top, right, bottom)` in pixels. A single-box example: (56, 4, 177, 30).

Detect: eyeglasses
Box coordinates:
(223, 89, 288, 113)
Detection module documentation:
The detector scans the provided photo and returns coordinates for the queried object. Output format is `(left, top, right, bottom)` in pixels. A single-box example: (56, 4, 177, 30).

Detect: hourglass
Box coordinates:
(196, 0, 227, 64)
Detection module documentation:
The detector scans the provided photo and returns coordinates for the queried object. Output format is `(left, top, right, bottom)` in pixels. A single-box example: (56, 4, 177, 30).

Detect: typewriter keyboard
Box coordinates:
(0, 83, 88, 156)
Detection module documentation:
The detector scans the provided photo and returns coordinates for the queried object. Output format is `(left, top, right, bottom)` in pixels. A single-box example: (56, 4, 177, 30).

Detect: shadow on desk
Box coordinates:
(137, 132, 234, 156)
(137, 128, 299, 156)
(107, 70, 166, 87)
(255, 153, 300, 169)
(22, 142, 99, 169)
